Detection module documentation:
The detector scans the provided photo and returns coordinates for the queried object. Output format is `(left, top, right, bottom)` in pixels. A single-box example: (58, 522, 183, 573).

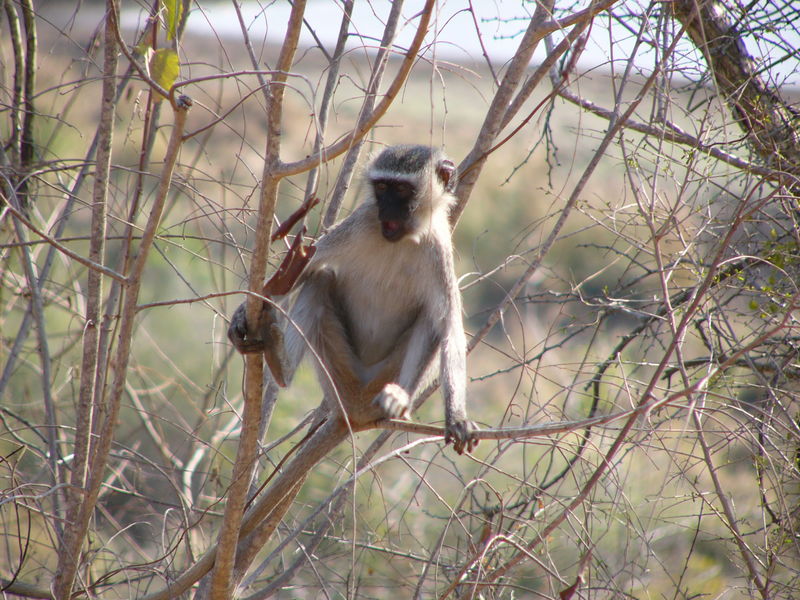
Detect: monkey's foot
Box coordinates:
(446, 419, 480, 455)
(373, 384, 411, 420)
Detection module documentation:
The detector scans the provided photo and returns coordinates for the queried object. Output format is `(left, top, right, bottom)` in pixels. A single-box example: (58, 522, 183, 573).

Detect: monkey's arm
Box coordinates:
(437, 244, 479, 455)
(228, 258, 355, 390)
(228, 257, 330, 384)
(372, 298, 478, 454)
(228, 221, 318, 380)
(439, 305, 478, 454)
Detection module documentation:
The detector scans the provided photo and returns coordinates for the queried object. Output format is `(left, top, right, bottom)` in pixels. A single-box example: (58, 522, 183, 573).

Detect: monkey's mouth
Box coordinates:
(381, 220, 405, 242)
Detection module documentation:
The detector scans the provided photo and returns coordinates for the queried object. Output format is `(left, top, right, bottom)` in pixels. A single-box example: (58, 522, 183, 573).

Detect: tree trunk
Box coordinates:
(671, 0, 800, 178)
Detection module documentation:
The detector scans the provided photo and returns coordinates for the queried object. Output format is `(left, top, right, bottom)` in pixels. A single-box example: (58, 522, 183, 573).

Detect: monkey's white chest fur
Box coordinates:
(313, 208, 449, 367)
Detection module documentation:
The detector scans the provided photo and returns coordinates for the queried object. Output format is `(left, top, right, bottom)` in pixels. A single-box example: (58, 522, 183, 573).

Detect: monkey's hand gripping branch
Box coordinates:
(446, 418, 480, 455)
(228, 198, 319, 386)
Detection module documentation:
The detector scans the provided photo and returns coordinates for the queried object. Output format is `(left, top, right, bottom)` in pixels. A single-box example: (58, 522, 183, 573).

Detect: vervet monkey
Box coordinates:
(229, 145, 478, 454)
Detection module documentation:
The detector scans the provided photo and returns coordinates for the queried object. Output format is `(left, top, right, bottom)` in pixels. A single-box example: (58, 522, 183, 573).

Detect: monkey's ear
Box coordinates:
(436, 159, 457, 192)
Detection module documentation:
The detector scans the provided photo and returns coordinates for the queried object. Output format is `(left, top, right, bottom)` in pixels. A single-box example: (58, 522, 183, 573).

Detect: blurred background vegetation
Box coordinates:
(2, 1, 800, 598)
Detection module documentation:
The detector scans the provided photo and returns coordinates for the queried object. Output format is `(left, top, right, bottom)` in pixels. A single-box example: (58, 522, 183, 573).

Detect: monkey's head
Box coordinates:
(367, 145, 457, 242)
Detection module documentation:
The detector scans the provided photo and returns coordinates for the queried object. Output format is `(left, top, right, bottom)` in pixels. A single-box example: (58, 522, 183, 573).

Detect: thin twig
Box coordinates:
(1, 201, 127, 283)
(277, 0, 437, 178)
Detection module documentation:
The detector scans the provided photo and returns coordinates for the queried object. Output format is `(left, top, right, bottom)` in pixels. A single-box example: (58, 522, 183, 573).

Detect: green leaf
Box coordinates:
(134, 40, 152, 59)
(162, 0, 182, 41)
(149, 48, 180, 101)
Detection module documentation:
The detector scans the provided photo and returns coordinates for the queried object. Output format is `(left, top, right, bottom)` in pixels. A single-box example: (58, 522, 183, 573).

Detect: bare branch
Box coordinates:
(277, 0, 437, 178)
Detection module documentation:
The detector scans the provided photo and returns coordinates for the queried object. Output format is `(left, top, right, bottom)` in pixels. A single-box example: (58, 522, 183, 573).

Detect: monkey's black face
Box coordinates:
(373, 179, 419, 242)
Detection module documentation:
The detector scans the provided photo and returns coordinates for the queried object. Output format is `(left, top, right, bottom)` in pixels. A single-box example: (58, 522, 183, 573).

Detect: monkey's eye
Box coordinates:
(396, 183, 410, 197)
(374, 182, 388, 194)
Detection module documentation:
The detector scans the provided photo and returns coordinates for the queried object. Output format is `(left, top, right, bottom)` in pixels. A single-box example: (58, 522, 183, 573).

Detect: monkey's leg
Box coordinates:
(372, 315, 439, 419)
(288, 269, 361, 382)
(285, 268, 382, 426)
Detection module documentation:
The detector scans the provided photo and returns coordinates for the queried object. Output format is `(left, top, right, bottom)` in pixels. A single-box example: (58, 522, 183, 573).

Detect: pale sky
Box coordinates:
(167, 0, 799, 87)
